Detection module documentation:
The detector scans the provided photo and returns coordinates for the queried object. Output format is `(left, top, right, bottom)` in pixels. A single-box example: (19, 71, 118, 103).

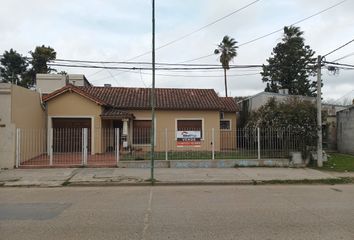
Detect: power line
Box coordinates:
(124, 0, 261, 61)
(179, 54, 215, 64)
(180, 0, 348, 63)
(332, 52, 354, 62)
(138, 71, 260, 78)
(323, 61, 354, 68)
(323, 38, 354, 58)
(51, 58, 258, 67)
(90, 67, 262, 82)
(48, 63, 262, 70)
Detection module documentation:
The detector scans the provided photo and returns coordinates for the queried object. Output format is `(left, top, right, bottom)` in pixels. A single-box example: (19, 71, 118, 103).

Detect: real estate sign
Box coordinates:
(176, 131, 201, 147)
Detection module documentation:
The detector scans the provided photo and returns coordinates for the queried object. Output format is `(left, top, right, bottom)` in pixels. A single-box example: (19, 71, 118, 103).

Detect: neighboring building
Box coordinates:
(238, 89, 315, 113)
(337, 106, 354, 155)
(237, 90, 315, 128)
(36, 73, 92, 94)
(0, 83, 46, 168)
(238, 90, 347, 151)
(322, 103, 348, 150)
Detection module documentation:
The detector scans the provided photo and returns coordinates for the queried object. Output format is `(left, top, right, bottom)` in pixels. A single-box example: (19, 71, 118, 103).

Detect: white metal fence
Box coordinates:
(15, 127, 312, 167)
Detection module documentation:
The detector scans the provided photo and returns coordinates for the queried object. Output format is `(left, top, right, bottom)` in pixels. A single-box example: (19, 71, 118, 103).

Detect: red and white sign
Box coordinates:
(176, 131, 201, 147)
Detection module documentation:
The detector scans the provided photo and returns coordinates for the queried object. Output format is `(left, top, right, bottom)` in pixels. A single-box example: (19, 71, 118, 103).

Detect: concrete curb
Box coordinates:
(66, 180, 255, 187)
(1, 178, 353, 187)
(59, 177, 354, 187)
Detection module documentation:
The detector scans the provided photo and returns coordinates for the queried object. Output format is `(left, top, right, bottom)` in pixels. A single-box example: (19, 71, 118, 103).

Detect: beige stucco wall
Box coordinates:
(11, 84, 46, 129)
(12, 85, 46, 165)
(46, 91, 103, 154)
(0, 83, 15, 168)
(220, 112, 237, 150)
(0, 84, 46, 169)
(0, 83, 12, 126)
(130, 110, 221, 152)
(36, 74, 67, 94)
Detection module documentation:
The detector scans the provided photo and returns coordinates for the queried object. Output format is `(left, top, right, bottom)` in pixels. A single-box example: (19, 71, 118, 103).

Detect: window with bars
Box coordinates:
(220, 120, 231, 130)
(133, 120, 151, 144)
(176, 119, 203, 138)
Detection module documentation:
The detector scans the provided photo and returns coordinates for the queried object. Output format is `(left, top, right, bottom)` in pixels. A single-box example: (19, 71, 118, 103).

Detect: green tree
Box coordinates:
(261, 26, 316, 96)
(30, 45, 57, 73)
(24, 45, 57, 87)
(246, 97, 323, 150)
(214, 35, 238, 97)
(0, 49, 28, 84)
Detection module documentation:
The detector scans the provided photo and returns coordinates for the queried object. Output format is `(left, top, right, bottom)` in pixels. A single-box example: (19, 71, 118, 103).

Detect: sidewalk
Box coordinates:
(0, 167, 351, 187)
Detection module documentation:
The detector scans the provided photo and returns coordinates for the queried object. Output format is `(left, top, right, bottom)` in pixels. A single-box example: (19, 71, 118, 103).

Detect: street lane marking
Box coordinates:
(142, 187, 153, 240)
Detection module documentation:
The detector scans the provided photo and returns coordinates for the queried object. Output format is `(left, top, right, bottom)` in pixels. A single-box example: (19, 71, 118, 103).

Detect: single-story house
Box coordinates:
(42, 83, 239, 155)
(0, 74, 239, 168)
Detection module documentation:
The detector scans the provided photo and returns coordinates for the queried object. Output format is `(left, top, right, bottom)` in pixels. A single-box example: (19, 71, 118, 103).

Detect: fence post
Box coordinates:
(211, 128, 215, 160)
(82, 128, 88, 166)
(115, 128, 120, 166)
(165, 128, 168, 161)
(15, 128, 20, 168)
(49, 128, 53, 166)
(257, 127, 261, 160)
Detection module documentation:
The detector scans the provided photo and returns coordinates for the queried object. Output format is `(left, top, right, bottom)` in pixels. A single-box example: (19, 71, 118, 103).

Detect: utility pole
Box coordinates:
(316, 55, 323, 167)
(150, 0, 156, 183)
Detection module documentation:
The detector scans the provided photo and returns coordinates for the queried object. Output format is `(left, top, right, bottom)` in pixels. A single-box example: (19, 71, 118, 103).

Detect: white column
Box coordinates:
(115, 128, 120, 166)
(165, 128, 168, 161)
(257, 127, 261, 160)
(82, 128, 88, 166)
(122, 118, 128, 136)
(212, 128, 215, 160)
(49, 128, 53, 166)
(15, 128, 20, 168)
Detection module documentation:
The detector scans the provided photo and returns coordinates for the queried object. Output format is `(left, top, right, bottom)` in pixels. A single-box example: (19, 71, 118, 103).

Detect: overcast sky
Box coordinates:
(1, 0, 353, 101)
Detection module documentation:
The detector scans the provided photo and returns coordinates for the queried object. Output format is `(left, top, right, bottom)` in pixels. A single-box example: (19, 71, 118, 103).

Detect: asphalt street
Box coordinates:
(0, 185, 353, 240)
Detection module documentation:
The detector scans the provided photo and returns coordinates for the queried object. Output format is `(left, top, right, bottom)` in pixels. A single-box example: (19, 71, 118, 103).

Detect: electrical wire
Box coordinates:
(180, 0, 348, 63)
(323, 61, 354, 68)
(124, 0, 261, 61)
(323, 38, 354, 58)
(332, 52, 354, 62)
(48, 63, 262, 70)
(138, 71, 260, 78)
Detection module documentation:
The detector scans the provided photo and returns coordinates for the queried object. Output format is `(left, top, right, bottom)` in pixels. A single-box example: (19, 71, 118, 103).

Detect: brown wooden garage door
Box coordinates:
(52, 118, 91, 152)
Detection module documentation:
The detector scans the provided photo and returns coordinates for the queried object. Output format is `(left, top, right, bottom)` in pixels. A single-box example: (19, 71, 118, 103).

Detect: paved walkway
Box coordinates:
(0, 167, 349, 187)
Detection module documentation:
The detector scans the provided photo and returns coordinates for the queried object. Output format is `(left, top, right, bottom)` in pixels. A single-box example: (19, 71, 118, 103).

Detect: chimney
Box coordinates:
(104, 84, 112, 87)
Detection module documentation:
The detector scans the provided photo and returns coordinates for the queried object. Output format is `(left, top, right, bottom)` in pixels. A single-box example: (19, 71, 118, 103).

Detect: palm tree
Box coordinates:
(214, 36, 238, 97)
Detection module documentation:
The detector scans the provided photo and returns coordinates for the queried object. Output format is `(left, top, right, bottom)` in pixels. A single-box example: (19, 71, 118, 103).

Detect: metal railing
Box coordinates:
(15, 127, 312, 167)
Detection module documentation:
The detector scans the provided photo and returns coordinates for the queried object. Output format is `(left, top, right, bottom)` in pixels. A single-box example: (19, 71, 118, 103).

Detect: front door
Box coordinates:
(52, 118, 91, 152)
(113, 120, 123, 148)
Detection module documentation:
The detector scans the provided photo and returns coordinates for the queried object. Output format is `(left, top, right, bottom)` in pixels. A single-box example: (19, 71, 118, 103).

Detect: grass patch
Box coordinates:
(322, 153, 354, 172)
(120, 150, 288, 161)
(258, 177, 354, 185)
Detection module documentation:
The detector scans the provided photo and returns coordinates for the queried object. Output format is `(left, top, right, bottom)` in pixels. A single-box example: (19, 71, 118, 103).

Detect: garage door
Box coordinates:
(52, 118, 91, 152)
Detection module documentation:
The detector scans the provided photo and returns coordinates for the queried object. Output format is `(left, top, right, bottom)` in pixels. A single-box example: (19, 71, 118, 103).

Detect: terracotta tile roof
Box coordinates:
(43, 85, 235, 111)
(101, 108, 135, 119)
(42, 84, 107, 106)
(220, 97, 239, 112)
(78, 87, 224, 110)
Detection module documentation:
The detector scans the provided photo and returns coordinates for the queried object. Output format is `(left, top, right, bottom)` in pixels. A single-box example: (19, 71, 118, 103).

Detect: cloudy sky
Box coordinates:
(1, 0, 353, 102)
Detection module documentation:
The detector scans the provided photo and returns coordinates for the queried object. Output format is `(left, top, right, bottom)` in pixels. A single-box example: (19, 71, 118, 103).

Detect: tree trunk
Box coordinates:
(224, 68, 228, 97)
